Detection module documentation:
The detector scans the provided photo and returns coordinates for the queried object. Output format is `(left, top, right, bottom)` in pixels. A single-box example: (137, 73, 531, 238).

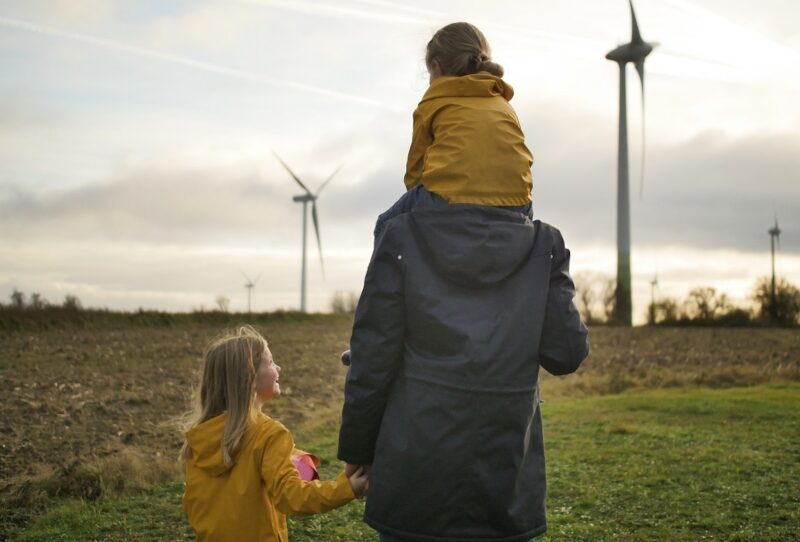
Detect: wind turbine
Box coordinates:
(648, 272, 659, 324)
(242, 271, 260, 314)
(768, 216, 782, 320)
(274, 152, 341, 313)
(606, 0, 656, 326)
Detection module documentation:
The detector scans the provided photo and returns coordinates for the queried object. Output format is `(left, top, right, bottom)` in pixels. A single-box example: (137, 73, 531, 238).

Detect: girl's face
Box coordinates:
(254, 347, 281, 405)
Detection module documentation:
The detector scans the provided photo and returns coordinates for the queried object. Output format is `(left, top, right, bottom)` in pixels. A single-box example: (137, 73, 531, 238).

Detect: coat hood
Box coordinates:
(420, 72, 514, 103)
(185, 413, 235, 477)
(409, 206, 536, 288)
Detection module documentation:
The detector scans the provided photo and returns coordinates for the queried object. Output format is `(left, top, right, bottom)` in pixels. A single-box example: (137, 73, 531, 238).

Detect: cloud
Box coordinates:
(507, 99, 800, 255)
(0, 161, 291, 245)
(2, 97, 797, 259)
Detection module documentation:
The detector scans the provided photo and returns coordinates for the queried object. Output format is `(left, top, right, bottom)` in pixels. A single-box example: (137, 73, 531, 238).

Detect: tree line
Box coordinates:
(5, 277, 799, 327)
(5, 289, 83, 311)
(574, 274, 800, 326)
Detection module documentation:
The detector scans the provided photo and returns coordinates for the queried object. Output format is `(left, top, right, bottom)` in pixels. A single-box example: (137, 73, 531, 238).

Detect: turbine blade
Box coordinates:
(311, 202, 325, 278)
(241, 270, 252, 283)
(636, 59, 646, 199)
(273, 152, 313, 195)
(316, 164, 343, 196)
(253, 274, 261, 285)
(629, 0, 643, 44)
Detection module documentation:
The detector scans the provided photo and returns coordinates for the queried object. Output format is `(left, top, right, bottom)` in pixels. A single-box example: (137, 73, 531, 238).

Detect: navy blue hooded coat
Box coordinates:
(339, 204, 589, 541)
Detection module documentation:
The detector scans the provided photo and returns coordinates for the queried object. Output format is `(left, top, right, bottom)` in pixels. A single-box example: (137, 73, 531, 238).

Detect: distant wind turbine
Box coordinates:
(768, 216, 782, 320)
(648, 272, 659, 324)
(242, 271, 261, 314)
(274, 153, 341, 313)
(606, 0, 657, 326)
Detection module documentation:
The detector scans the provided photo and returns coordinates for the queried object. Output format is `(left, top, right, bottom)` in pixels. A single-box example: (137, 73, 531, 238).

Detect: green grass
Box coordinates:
(540, 384, 799, 541)
(13, 384, 800, 541)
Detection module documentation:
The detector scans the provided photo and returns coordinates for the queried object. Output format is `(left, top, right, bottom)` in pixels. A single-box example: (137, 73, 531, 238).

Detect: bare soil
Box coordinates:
(1, 321, 798, 503)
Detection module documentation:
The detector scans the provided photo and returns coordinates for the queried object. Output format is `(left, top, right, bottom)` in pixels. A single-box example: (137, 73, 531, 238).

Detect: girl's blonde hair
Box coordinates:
(180, 325, 268, 465)
(426, 22, 504, 78)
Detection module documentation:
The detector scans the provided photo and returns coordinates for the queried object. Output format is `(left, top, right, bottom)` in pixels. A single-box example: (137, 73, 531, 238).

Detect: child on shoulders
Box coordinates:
(374, 21, 534, 240)
(343, 23, 535, 367)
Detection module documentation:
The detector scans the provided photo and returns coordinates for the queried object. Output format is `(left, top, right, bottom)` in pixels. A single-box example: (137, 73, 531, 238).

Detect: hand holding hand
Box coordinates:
(344, 462, 370, 477)
(346, 465, 370, 499)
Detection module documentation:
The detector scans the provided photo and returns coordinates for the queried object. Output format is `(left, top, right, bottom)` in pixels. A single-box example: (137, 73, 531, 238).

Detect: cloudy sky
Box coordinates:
(1, 0, 798, 320)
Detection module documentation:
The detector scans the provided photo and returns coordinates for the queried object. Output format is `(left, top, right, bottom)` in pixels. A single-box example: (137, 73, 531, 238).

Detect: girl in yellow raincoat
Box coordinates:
(372, 21, 534, 241)
(181, 326, 368, 542)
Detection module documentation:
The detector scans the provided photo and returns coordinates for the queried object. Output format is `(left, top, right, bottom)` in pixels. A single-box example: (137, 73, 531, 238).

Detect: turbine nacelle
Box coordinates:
(605, 41, 653, 64)
(769, 218, 781, 238)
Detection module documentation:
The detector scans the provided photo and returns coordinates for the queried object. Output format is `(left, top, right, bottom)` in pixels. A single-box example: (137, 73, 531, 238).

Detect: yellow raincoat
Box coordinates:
(182, 411, 354, 542)
(404, 72, 533, 206)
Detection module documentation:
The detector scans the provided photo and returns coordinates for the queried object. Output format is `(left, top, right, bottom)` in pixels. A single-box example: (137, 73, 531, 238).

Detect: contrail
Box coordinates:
(246, 0, 797, 86)
(0, 15, 403, 113)
(242, 0, 603, 49)
(348, 0, 602, 48)
(237, 0, 428, 26)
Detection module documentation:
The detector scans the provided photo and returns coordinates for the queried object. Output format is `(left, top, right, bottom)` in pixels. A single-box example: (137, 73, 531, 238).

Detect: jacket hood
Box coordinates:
(409, 206, 536, 287)
(420, 73, 514, 103)
(185, 413, 235, 477)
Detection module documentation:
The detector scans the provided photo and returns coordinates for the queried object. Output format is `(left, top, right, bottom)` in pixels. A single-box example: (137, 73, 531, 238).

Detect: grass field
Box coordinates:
(12, 384, 800, 541)
(2, 315, 799, 540)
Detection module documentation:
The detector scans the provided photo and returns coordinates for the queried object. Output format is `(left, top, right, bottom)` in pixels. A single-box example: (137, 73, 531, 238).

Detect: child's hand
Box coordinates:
(347, 465, 370, 499)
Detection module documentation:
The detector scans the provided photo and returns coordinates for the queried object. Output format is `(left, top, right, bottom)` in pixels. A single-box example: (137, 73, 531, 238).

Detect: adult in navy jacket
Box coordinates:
(339, 200, 589, 542)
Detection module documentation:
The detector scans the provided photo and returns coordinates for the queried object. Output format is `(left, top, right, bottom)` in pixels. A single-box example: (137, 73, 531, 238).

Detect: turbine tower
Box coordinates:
(606, 0, 656, 326)
(768, 216, 782, 320)
(274, 153, 341, 313)
(242, 271, 260, 314)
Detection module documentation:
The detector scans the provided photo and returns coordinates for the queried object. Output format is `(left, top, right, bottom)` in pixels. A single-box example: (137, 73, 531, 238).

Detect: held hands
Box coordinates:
(345, 463, 370, 499)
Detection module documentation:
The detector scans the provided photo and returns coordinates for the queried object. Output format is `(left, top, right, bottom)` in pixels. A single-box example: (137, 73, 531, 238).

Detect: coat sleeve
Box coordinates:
(338, 222, 405, 465)
(538, 228, 589, 376)
(261, 424, 354, 516)
(403, 107, 432, 190)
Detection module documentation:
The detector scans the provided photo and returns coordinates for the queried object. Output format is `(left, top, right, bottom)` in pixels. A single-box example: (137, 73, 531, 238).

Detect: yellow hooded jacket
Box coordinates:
(404, 72, 533, 206)
(182, 411, 354, 542)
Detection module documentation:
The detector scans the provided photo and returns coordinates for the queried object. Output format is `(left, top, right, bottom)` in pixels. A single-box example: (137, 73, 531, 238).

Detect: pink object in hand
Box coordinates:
(291, 451, 321, 481)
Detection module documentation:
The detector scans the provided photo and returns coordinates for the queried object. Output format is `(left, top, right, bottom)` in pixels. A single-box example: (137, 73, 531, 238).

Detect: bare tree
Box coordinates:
(29, 292, 49, 310)
(63, 294, 82, 310)
(215, 295, 231, 313)
(572, 272, 597, 324)
(753, 277, 800, 325)
(649, 297, 679, 324)
(683, 287, 729, 321)
(10, 289, 25, 308)
(330, 291, 359, 314)
(573, 272, 614, 324)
